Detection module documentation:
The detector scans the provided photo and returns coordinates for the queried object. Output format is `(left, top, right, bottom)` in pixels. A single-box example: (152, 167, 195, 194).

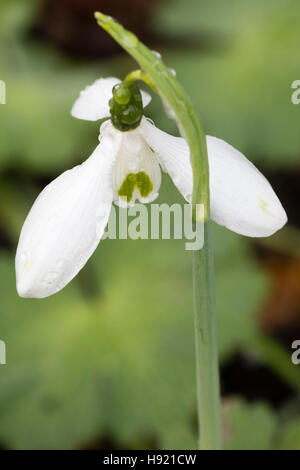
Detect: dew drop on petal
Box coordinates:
(19, 251, 27, 262)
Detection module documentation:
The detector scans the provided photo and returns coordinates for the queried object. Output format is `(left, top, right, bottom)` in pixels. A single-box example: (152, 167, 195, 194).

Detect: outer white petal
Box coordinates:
(71, 77, 151, 121)
(140, 118, 193, 202)
(16, 127, 122, 298)
(71, 77, 120, 121)
(140, 118, 287, 237)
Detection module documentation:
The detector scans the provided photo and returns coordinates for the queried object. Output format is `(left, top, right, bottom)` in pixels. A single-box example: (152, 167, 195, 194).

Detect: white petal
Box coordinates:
(16, 127, 122, 298)
(140, 118, 287, 237)
(71, 77, 120, 121)
(141, 90, 152, 108)
(71, 77, 151, 121)
(206, 136, 287, 237)
(111, 125, 161, 207)
(140, 118, 193, 202)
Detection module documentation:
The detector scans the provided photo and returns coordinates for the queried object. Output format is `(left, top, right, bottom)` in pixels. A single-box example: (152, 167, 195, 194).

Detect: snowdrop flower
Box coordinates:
(16, 77, 287, 298)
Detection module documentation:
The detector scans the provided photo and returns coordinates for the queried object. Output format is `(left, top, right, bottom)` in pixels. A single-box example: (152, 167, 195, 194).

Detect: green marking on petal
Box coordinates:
(118, 172, 153, 202)
(259, 198, 274, 217)
(136, 171, 153, 197)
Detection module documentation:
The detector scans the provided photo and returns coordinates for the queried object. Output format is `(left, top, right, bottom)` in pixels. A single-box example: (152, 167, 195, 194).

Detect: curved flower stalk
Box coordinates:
(15, 13, 287, 450)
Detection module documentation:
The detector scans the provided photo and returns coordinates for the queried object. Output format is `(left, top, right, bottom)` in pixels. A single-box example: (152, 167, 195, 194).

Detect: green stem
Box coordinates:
(95, 12, 222, 450)
(124, 69, 158, 93)
(193, 222, 222, 449)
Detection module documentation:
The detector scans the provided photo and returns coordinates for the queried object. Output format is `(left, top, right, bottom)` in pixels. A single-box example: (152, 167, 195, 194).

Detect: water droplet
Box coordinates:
(152, 50, 162, 59)
(169, 68, 176, 76)
(19, 251, 27, 261)
(122, 32, 138, 48)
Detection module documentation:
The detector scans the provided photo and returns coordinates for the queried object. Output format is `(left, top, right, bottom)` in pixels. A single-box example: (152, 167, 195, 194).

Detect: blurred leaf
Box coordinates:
(0, 0, 38, 41)
(153, 0, 300, 167)
(253, 334, 300, 393)
(215, 244, 267, 359)
(0, 43, 105, 174)
(0, 242, 196, 449)
(154, 0, 296, 36)
(0, 178, 36, 243)
(223, 398, 277, 450)
(0, 1, 133, 174)
(0, 180, 269, 449)
(276, 418, 300, 450)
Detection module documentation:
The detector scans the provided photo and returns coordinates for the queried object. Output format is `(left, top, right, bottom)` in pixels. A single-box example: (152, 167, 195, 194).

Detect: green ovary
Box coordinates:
(118, 171, 153, 202)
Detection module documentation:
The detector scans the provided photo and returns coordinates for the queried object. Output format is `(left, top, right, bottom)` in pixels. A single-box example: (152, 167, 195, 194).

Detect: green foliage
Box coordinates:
(276, 418, 300, 450)
(153, 0, 300, 167)
(0, 1, 118, 174)
(223, 399, 277, 450)
(0, 179, 270, 449)
(153, 0, 296, 36)
(0, 0, 298, 450)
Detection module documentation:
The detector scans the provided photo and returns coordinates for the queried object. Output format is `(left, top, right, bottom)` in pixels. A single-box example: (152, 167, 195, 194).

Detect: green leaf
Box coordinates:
(276, 418, 300, 450)
(223, 399, 277, 450)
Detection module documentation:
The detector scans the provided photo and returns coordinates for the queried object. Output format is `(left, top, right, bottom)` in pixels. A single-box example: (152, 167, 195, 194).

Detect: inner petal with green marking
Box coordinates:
(118, 171, 153, 202)
(112, 126, 161, 207)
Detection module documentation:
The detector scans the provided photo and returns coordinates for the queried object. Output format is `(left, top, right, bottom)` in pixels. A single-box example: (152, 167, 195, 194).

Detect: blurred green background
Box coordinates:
(0, 0, 300, 450)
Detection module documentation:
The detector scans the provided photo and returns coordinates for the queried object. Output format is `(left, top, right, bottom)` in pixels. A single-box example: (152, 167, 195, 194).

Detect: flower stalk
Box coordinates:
(95, 12, 222, 449)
